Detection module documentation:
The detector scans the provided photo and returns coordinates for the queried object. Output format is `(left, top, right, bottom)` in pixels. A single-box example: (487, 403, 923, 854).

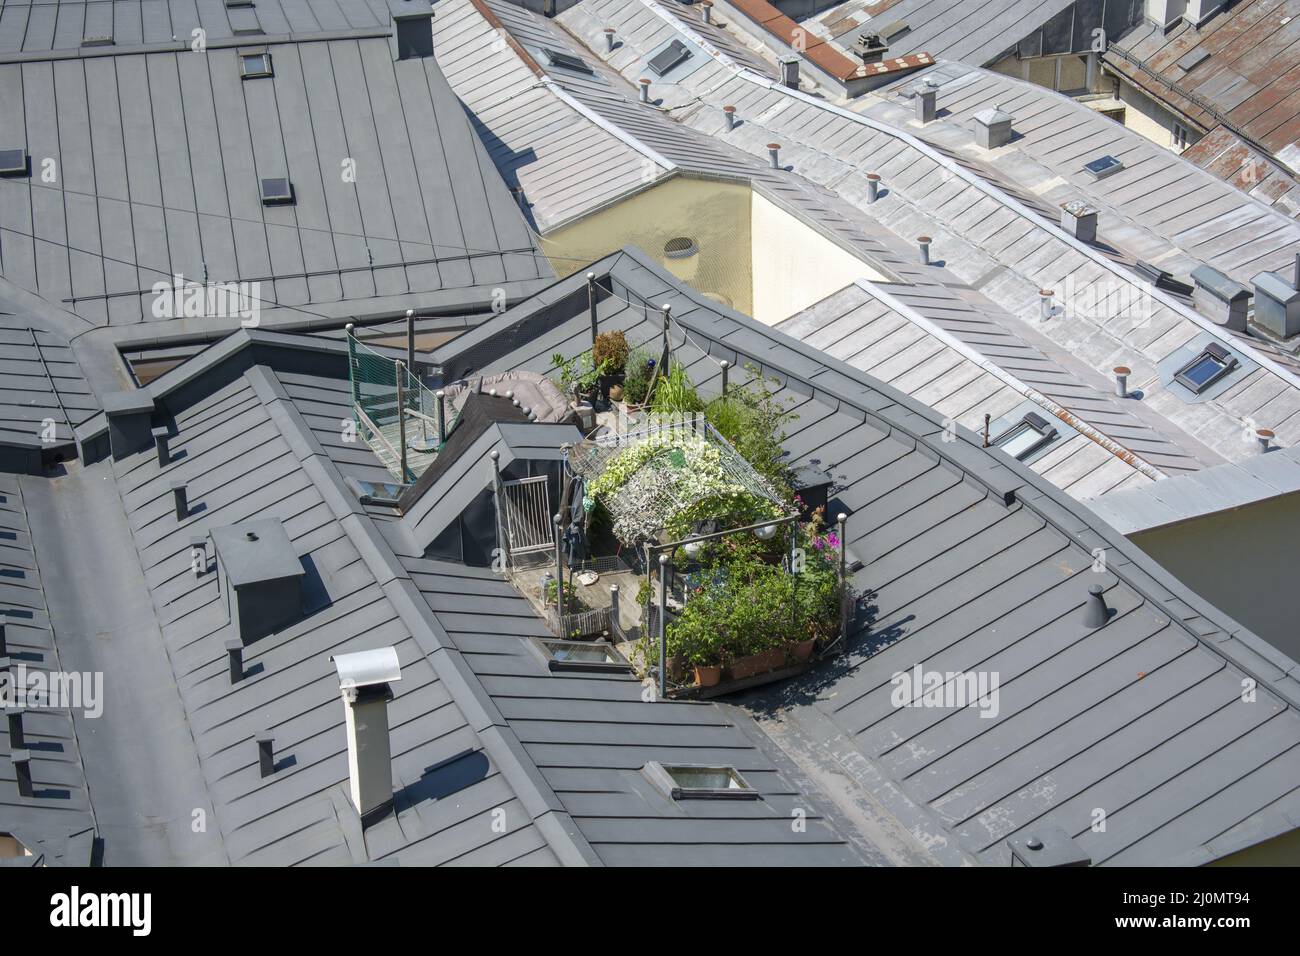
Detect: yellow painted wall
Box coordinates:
(1128, 493, 1300, 664)
(1115, 80, 1187, 153)
(749, 190, 888, 326)
(540, 177, 754, 317)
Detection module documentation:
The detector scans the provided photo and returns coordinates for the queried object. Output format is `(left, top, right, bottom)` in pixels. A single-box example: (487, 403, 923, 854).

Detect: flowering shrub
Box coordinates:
(588, 434, 781, 544)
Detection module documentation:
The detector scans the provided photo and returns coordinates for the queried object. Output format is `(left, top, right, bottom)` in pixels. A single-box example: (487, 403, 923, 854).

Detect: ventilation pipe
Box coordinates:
(1039, 289, 1055, 321)
(333, 647, 402, 825)
(768, 143, 781, 169)
(639, 78, 651, 103)
(170, 480, 189, 520)
(723, 105, 737, 129)
(6, 706, 24, 749)
(973, 104, 1014, 149)
(917, 236, 931, 265)
(257, 732, 276, 778)
(12, 750, 32, 798)
(779, 55, 800, 89)
(1114, 366, 1130, 398)
(702, 1, 713, 25)
(1256, 428, 1274, 454)
(225, 637, 244, 684)
(866, 173, 880, 203)
(389, 0, 434, 61)
(604, 27, 615, 53)
(914, 80, 937, 124)
(1084, 585, 1110, 629)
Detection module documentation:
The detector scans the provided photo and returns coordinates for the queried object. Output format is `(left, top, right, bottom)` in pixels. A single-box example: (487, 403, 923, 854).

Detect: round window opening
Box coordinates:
(663, 236, 699, 259)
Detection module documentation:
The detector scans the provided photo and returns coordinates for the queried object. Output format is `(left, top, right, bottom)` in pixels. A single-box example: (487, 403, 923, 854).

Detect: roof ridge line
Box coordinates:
(242, 364, 603, 867)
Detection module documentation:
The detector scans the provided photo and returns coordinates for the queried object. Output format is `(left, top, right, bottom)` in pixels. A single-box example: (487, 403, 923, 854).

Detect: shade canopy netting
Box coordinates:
(567, 414, 785, 543)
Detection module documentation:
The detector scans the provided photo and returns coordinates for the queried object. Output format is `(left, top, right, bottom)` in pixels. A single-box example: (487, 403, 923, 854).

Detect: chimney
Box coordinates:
(853, 33, 889, 65)
(768, 143, 782, 169)
(225, 637, 244, 684)
(1114, 366, 1130, 398)
(388, 0, 434, 61)
(779, 55, 800, 89)
(332, 647, 403, 825)
(257, 731, 276, 778)
(1251, 260, 1300, 340)
(211, 519, 306, 645)
(102, 390, 156, 461)
(1256, 428, 1275, 454)
(866, 172, 881, 203)
(152, 426, 171, 466)
(917, 236, 932, 265)
(913, 80, 937, 124)
(1059, 200, 1098, 244)
(170, 480, 189, 520)
(639, 78, 651, 103)
(702, 1, 713, 25)
(972, 104, 1014, 150)
(723, 104, 737, 130)
(1191, 264, 1251, 332)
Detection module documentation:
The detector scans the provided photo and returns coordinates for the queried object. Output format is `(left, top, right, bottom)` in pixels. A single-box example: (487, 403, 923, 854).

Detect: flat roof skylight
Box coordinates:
(1083, 155, 1124, 180)
(644, 761, 759, 800)
(993, 411, 1058, 462)
(541, 48, 594, 74)
(532, 638, 629, 673)
(240, 51, 273, 78)
(648, 39, 692, 77)
(259, 177, 294, 205)
(0, 148, 29, 176)
(1174, 342, 1237, 394)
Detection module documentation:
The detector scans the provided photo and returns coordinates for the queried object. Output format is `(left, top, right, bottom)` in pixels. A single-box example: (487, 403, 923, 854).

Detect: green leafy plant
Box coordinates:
(705, 366, 798, 494)
(592, 330, 629, 374)
(650, 363, 704, 414)
(550, 350, 609, 398)
(621, 349, 653, 405)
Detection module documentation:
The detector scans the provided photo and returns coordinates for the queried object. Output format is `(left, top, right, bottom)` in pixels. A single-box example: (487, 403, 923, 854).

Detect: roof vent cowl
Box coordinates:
(1251, 253, 1300, 340)
(211, 519, 307, 645)
(333, 647, 402, 826)
(972, 104, 1014, 150)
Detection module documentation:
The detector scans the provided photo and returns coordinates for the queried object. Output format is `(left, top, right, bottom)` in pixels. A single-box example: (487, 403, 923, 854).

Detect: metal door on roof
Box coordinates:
(501, 475, 552, 556)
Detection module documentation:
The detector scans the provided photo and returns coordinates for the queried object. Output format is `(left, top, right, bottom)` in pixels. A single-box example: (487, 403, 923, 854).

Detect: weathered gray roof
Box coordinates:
(431, 245, 1300, 865)
(0, 473, 97, 862)
(554, 0, 1300, 467)
(0, 12, 550, 330)
(0, 310, 97, 469)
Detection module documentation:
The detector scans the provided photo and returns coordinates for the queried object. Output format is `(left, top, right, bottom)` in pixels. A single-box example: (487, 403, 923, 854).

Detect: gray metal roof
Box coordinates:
(0, 310, 97, 469)
(553, 0, 1300, 467)
(0, 473, 97, 862)
(0, 16, 550, 330)
(435, 245, 1300, 865)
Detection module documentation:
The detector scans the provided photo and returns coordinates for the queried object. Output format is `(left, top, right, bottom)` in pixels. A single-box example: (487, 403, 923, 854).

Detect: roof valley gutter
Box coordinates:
(537, 78, 678, 173)
(632, 0, 1300, 393)
(857, 279, 1169, 481)
(243, 366, 603, 867)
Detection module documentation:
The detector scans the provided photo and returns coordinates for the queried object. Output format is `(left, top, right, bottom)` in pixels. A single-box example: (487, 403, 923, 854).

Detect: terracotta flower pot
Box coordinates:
(727, 648, 784, 681)
(791, 639, 816, 663)
(694, 664, 722, 688)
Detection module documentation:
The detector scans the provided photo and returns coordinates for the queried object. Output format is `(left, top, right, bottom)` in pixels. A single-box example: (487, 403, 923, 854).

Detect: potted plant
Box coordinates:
(593, 330, 628, 407)
(620, 351, 653, 411)
(550, 351, 607, 406)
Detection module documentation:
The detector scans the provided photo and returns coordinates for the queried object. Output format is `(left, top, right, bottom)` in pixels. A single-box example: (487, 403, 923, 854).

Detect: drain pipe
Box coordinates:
(857, 280, 1167, 481)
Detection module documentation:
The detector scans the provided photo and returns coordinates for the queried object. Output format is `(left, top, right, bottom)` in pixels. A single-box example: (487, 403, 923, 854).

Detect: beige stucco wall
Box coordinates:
(1114, 78, 1190, 153)
(1127, 493, 1300, 664)
(1208, 827, 1300, 866)
(749, 190, 887, 326)
(540, 177, 754, 317)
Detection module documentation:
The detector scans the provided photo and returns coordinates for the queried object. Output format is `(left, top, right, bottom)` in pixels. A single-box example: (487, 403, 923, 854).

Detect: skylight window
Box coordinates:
(648, 39, 692, 77)
(259, 177, 294, 205)
(993, 411, 1058, 462)
(541, 48, 594, 74)
(1083, 155, 1124, 180)
(643, 761, 760, 800)
(0, 148, 29, 176)
(531, 638, 629, 673)
(240, 51, 273, 79)
(1174, 342, 1237, 394)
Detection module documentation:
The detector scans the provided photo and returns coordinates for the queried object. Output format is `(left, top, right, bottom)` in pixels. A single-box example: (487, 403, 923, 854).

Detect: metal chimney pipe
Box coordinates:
(723, 105, 737, 130)
(720, 359, 730, 396)
(604, 27, 615, 53)
(702, 1, 713, 25)
(768, 143, 781, 169)
(6, 706, 25, 749)
(12, 749, 32, 798)
(170, 480, 189, 520)
(1257, 428, 1275, 453)
(780, 56, 799, 89)
(639, 78, 651, 103)
(1039, 288, 1055, 321)
(609, 583, 620, 634)
(918, 236, 932, 265)
(333, 647, 401, 824)
(1114, 366, 1130, 398)
(152, 427, 171, 466)
(1084, 584, 1110, 629)
(257, 731, 276, 778)
(225, 637, 244, 684)
(866, 173, 880, 203)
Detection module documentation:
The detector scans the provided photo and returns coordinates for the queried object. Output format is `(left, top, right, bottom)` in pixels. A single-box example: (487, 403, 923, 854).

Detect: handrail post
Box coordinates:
(553, 513, 566, 624)
(436, 389, 447, 446)
(395, 359, 409, 481)
(588, 272, 598, 347)
(658, 553, 669, 701)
